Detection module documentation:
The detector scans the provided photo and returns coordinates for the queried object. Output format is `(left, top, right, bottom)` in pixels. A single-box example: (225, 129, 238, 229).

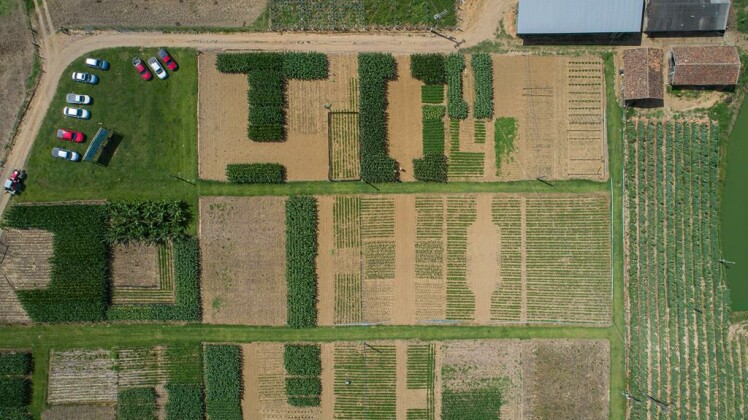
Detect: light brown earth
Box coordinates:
(387, 55, 423, 181)
(466, 194, 500, 324)
(110, 242, 159, 288)
(0, 228, 53, 324)
(42, 405, 116, 420)
(199, 196, 287, 325)
(198, 53, 356, 181)
(0, 1, 34, 162)
(45, 0, 268, 29)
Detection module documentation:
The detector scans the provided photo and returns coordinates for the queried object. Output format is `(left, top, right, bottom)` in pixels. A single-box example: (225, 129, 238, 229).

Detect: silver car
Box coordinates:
(147, 57, 168, 80)
(52, 147, 80, 162)
(63, 107, 90, 119)
(72, 72, 98, 85)
(66, 93, 91, 105)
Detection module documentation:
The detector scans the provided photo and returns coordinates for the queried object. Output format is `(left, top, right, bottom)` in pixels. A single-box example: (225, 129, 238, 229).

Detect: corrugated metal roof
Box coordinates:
(517, 0, 644, 35)
(645, 0, 729, 32)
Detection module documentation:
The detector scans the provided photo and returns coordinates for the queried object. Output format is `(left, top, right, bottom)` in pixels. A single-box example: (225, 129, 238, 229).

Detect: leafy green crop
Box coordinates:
(204, 345, 242, 420)
(446, 54, 468, 120)
(117, 388, 157, 420)
(286, 196, 319, 328)
(471, 53, 493, 119)
(226, 163, 286, 184)
(165, 383, 203, 420)
(105, 201, 188, 245)
(284, 344, 322, 406)
(0, 353, 31, 376)
(411, 54, 446, 85)
(414, 153, 448, 183)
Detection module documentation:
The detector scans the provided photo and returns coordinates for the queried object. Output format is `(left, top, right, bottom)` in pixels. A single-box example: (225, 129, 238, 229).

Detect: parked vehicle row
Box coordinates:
(132, 49, 177, 81)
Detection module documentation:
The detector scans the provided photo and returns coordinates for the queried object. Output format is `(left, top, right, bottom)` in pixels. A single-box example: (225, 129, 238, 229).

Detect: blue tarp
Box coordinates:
(83, 127, 111, 162)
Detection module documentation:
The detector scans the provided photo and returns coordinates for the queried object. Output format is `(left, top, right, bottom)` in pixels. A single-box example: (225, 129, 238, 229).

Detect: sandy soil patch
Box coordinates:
(200, 196, 287, 325)
(42, 405, 116, 420)
(198, 53, 356, 181)
(46, 0, 267, 29)
(110, 242, 159, 288)
(388, 55, 423, 181)
(0, 2, 34, 157)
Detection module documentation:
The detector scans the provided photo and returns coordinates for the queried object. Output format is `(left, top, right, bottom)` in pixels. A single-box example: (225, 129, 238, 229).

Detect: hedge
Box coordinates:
(226, 163, 286, 184)
(284, 345, 322, 376)
(3, 205, 109, 322)
(106, 201, 188, 245)
(107, 238, 201, 322)
(286, 196, 319, 328)
(446, 54, 468, 119)
(410, 54, 446, 85)
(216, 52, 329, 142)
(165, 383, 204, 420)
(359, 53, 399, 182)
(0, 378, 29, 407)
(204, 345, 242, 420)
(414, 153, 448, 182)
(0, 353, 31, 376)
(118, 388, 157, 420)
(471, 53, 493, 119)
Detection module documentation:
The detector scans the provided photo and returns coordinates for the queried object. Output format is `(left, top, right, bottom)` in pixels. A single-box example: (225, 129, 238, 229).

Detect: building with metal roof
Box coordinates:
(669, 46, 741, 86)
(517, 0, 645, 35)
(645, 0, 730, 33)
(624, 48, 665, 105)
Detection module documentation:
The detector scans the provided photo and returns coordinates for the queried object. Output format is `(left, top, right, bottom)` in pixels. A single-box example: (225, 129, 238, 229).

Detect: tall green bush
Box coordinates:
(471, 53, 493, 119)
(204, 345, 242, 420)
(286, 196, 319, 328)
(446, 54, 468, 119)
(410, 54, 446, 85)
(358, 53, 399, 182)
(226, 163, 286, 184)
(3, 205, 108, 322)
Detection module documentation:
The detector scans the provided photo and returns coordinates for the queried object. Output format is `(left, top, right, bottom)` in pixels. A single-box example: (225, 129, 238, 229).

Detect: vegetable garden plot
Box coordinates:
(47, 350, 118, 404)
(329, 112, 361, 181)
(111, 242, 176, 305)
(334, 342, 397, 418)
(625, 118, 748, 419)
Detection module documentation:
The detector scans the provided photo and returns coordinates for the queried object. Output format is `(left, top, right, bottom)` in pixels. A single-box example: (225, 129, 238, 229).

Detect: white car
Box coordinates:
(72, 72, 98, 85)
(63, 107, 90, 119)
(65, 93, 91, 105)
(85, 57, 109, 70)
(147, 57, 168, 80)
(52, 147, 80, 162)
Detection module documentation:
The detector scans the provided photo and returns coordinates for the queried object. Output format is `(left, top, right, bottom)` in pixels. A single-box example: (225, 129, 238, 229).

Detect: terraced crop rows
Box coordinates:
(625, 118, 747, 419)
(112, 242, 175, 305)
(117, 346, 169, 388)
(566, 60, 605, 177)
(406, 343, 436, 419)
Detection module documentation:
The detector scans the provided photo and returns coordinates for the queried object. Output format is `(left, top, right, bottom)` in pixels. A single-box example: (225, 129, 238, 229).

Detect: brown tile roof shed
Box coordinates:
(624, 48, 664, 101)
(670, 46, 741, 86)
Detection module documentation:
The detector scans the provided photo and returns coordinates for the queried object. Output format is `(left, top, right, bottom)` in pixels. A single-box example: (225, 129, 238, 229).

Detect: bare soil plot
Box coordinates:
(240, 339, 608, 419)
(0, 2, 34, 157)
(42, 405, 116, 420)
(199, 196, 287, 325)
(48, 350, 118, 404)
(198, 53, 357, 181)
(0, 229, 53, 324)
(317, 192, 611, 326)
(46, 0, 268, 29)
(111, 242, 159, 288)
(387, 55, 423, 181)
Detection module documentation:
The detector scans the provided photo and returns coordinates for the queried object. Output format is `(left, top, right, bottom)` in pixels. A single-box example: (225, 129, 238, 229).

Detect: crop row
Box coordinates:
(446, 54, 468, 119)
(334, 343, 397, 418)
(333, 196, 361, 249)
(410, 54, 446, 85)
(474, 120, 486, 144)
(226, 163, 286, 184)
(421, 85, 444, 104)
(118, 388, 157, 420)
(445, 197, 477, 320)
(286, 196, 319, 328)
(335, 274, 362, 324)
(447, 152, 484, 178)
(416, 197, 445, 281)
(0, 352, 31, 420)
(329, 112, 361, 181)
(204, 345, 242, 419)
(471, 53, 493, 119)
(358, 53, 399, 182)
(490, 198, 522, 322)
(284, 345, 322, 406)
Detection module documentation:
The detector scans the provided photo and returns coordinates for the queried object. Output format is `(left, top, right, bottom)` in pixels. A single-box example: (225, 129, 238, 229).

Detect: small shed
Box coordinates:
(624, 48, 664, 105)
(517, 0, 644, 36)
(669, 46, 741, 86)
(645, 0, 730, 33)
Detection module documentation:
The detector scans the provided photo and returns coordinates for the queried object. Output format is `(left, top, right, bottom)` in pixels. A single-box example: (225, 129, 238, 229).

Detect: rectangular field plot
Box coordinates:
(317, 193, 612, 326)
(241, 339, 609, 420)
(329, 112, 361, 180)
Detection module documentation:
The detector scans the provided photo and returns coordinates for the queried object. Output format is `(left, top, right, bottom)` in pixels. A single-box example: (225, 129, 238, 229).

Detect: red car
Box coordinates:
(158, 48, 178, 71)
(56, 129, 84, 143)
(131, 57, 152, 80)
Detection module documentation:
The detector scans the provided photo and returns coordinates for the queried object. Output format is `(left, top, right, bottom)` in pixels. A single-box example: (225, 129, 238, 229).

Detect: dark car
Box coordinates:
(158, 48, 178, 71)
(131, 57, 152, 81)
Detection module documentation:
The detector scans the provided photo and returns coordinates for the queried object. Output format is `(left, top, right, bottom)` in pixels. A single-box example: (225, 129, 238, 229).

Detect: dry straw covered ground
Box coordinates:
(0, 229, 54, 323)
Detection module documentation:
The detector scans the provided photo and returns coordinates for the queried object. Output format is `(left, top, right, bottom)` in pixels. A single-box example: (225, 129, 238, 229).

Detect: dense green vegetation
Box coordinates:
(442, 383, 502, 420)
(446, 54, 468, 120)
(421, 85, 444, 104)
(421, 105, 446, 155)
(0, 353, 31, 377)
(3, 205, 108, 322)
(226, 163, 286, 184)
(105, 200, 188, 244)
(471, 53, 493, 119)
(410, 54, 446, 85)
(117, 388, 157, 420)
(216, 52, 329, 141)
(414, 154, 448, 183)
(21, 48, 197, 203)
(286, 196, 319, 328)
(165, 383, 203, 420)
(0, 352, 31, 420)
(204, 345, 242, 420)
(358, 53, 399, 182)
(284, 345, 322, 408)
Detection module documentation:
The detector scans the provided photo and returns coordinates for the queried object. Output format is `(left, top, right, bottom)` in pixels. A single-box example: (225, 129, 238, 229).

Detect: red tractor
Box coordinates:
(4, 169, 27, 195)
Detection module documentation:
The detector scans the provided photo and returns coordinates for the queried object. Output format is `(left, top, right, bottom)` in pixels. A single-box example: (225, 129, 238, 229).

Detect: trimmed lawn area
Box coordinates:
(21, 47, 197, 203)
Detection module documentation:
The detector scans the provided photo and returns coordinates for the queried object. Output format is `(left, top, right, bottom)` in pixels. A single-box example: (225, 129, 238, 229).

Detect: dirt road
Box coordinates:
(0, 0, 505, 214)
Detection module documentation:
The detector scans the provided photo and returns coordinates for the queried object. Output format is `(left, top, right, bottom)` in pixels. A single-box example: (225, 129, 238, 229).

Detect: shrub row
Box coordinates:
(413, 153, 448, 182)
(118, 388, 157, 420)
(106, 201, 188, 245)
(3, 205, 109, 322)
(284, 345, 322, 407)
(107, 238, 202, 322)
(165, 383, 204, 420)
(410, 54, 446, 85)
(204, 345, 242, 420)
(359, 53, 399, 182)
(446, 54, 468, 119)
(216, 52, 329, 142)
(471, 53, 493, 119)
(226, 163, 286, 184)
(0, 353, 31, 377)
(286, 196, 319, 328)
